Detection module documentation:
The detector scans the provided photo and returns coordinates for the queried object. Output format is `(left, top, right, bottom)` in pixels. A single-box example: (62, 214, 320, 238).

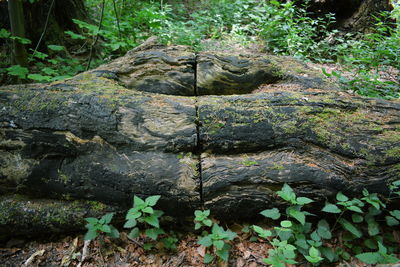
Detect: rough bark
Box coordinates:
(0, 45, 399, 238)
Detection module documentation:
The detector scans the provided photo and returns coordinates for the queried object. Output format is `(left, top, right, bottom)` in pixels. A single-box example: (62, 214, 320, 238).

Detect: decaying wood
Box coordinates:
(0, 45, 399, 239)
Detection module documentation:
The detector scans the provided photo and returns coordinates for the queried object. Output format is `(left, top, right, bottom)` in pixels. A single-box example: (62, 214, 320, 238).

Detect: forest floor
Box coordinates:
(0, 229, 379, 267)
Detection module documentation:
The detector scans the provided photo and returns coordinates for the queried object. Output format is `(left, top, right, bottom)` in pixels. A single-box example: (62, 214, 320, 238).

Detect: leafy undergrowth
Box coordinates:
(2, 183, 400, 267)
(1, 227, 398, 267)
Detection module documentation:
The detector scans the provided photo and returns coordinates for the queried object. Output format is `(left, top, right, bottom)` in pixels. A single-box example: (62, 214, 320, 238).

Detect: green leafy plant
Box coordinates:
(356, 241, 399, 264)
(124, 195, 168, 250)
(253, 182, 400, 265)
(194, 209, 237, 264)
(253, 184, 325, 266)
(84, 212, 119, 241)
(194, 209, 212, 230)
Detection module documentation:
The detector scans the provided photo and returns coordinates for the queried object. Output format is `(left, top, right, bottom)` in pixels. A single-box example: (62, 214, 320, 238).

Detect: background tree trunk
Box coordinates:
(7, 0, 28, 67)
(303, 0, 392, 31)
(1, 0, 86, 50)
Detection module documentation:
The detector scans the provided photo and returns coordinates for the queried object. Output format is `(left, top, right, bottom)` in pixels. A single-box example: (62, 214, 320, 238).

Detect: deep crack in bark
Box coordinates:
(193, 53, 204, 205)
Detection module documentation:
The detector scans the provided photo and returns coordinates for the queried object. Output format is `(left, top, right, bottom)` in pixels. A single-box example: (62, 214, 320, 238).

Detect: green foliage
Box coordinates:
(124, 195, 164, 239)
(194, 209, 237, 263)
(356, 241, 399, 264)
(6, 65, 29, 79)
(80, 184, 400, 264)
(323, 3, 400, 99)
(194, 209, 212, 230)
(123, 195, 179, 251)
(252, 182, 400, 265)
(84, 212, 119, 241)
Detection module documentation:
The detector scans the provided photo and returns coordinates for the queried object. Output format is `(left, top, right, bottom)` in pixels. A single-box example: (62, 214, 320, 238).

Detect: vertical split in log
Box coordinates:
(193, 53, 204, 205)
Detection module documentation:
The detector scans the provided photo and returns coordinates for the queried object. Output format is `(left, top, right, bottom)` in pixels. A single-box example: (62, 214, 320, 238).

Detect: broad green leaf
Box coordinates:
(145, 228, 164, 240)
(322, 203, 341, 213)
(352, 214, 364, 223)
(194, 223, 202, 230)
(277, 228, 293, 240)
(377, 241, 387, 254)
(211, 223, 224, 235)
(305, 255, 323, 264)
(225, 229, 237, 241)
(264, 256, 286, 267)
(84, 230, 98, 240)
(277, 183, 296, 203)
(280, 220, 292, 228)
(320, 247, 337, 262)
(294, 237, 309, 250)
(213, 240, 224, 249)
(144, 214, 160, 228)
(287, 207, 305, 225)
(47, 45, 64, 51)
(101, 225, 111, 233)
(194, 210, 202, 218)
(101, 213, 114, 224)
(126, 210, 142, 220)
(7, 65, 29, 79)
(310, 231, 321, 242)
(253, 225, 272, 238)
(339, 218, 362, 238)
(203, 219, 212, 227)
(42, 67, 57, 75)
(385, 216, 399, 226)
(317, 219, 332, 239)
(64, 30, 86, 40)
(51, 75, 71, 81)
(145, 195, 161, 206)
(390, 210, 400, 220)
(133, 195, 145, 207)
(142, 207, 154, 214)
(347, 205, 363, 213)
(336, 192, 349, 202)
(216, 248, 229, 261)
(309, 246, 319, 257)
(85, 217, 98, 224)
(364, 239, 377, 250)
(204, 253, 214, 264)
(0, 28, 11, 38)
(124, 219, 137, 228)
(10, 36, 31, 44)
(260, 208, 281, 220)
(108, 226, 120, 238)
(28, 73, 52, 82)
(128, 227, 140, 239)
(31, 50, 48, 59)
(198, 235, 212, 247)
(367, 220, 380, 236)
(366, 206, 381, 218)
(356, 252, 381, 264)
(296, 197, 314, 205)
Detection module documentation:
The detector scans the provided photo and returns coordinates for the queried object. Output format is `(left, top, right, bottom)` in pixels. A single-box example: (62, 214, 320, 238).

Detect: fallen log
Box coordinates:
(0, 45, 399, 238)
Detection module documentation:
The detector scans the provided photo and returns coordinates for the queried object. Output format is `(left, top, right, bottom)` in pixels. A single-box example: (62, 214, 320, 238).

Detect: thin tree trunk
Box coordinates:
(8, 0, 28, 67)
